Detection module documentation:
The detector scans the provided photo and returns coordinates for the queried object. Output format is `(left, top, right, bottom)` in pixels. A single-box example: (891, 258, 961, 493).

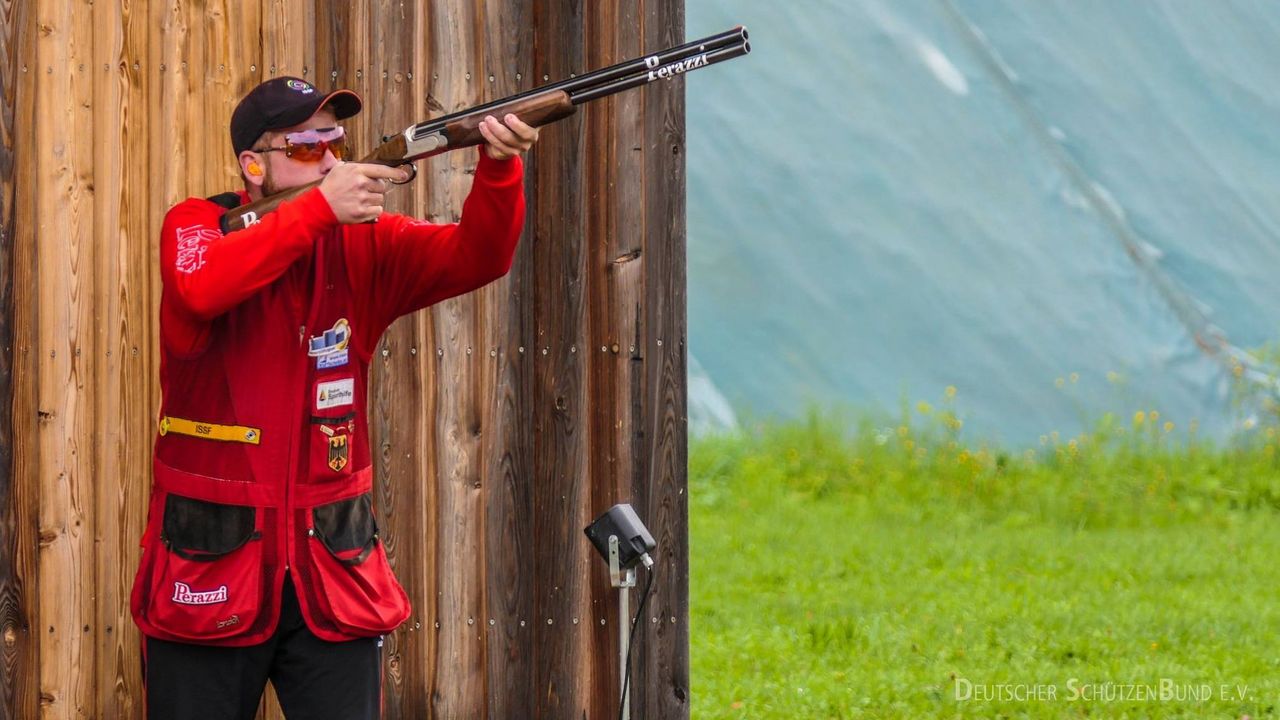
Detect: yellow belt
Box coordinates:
(158, 415, 262, 445)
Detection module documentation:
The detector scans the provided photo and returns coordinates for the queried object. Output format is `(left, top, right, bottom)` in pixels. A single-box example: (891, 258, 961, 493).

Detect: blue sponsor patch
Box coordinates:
(307, 318, 351, 369)
(317, 348, 349, 369)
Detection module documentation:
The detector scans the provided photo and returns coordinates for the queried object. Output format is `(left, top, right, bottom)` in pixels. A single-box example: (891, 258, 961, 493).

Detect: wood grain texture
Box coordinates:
(528, 0, 594, 717)
(0, 0, 37, 717)
(35, 0, 98, 715)
(479, 3, 535, 717)
(636, 0, 692, 717)
(90, 0, 149, 715)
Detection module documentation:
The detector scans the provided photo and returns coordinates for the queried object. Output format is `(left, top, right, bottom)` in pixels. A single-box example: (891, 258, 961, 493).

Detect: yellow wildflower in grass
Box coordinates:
(897, 425, 909, 438)
(945, 385, 957, 400)
(1069, 372, 1079, 383)
(1055, 377, 1065, 389)
(1149, 410, 1160, 423)
(1163, 421, 1174, 433)
(1133, 411, 1146, 425)
(1106, 371, 1120, 383)
(917, 401, 933, 415)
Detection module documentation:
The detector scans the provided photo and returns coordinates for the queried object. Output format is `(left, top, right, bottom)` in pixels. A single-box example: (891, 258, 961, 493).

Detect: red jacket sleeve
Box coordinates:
(345, 149, 526, 346)
(160, 187, 339, 354)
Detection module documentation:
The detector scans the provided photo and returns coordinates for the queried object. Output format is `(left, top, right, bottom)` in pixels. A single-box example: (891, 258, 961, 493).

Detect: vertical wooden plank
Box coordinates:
(34, 0, 97, 715)
(149, 0, 188, 220)
(361, 0, 433, 716)
(194, 0, 253, 194)
(582, 2, 654, 717)
(90, 0, 148, 715)
(635, 0, 690, 717)
(529, 0, 594, 716)
(0, 0, 38, 716)
(262, 0, 312, 79)
(312, 0, 348, 93)
(424, 0, 490, 714)
(479, 1, 536, 717)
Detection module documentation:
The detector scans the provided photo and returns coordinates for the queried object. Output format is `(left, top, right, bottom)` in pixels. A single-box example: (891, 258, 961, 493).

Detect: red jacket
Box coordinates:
(130, 150, 524, 645)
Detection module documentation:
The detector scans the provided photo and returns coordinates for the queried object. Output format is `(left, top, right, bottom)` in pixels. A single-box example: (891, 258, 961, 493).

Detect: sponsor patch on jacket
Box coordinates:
(308, 318, 351, 369)
(316, 378, 355, 410)
(172, 581, 228, 606)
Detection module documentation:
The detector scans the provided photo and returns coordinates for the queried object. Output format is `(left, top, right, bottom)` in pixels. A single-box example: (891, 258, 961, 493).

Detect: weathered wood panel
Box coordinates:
(636, 0, 692, 716)
(1, 1, 38, 718)
(479, 3, 536, 718)
(7, 2, 691, 717)
(529, 0, 593, 716)
(34, 0, 98, 716)
(90, 0, 150, 715)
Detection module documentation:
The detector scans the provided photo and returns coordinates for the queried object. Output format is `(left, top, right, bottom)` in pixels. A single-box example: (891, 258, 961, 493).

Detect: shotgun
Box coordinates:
(220, 26, 750, 234)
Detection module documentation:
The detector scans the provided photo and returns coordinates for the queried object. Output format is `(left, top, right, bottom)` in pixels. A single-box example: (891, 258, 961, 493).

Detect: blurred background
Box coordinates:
(684, 0, 1280, 444)
(682, 4, 1280, 718)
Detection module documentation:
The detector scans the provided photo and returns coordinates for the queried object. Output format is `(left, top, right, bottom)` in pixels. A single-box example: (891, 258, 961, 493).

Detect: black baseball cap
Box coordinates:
(230, 77, 362, 155)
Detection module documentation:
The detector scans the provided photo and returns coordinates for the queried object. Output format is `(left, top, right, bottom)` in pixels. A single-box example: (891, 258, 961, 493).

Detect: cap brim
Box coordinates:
(312, 89, 362, 122)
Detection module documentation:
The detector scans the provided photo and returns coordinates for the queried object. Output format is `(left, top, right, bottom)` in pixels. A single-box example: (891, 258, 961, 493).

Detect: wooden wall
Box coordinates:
(0, 1, 690, 718)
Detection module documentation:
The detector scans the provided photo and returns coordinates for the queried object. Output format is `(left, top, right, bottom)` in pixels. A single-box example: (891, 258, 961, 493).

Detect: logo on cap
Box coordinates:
(286, 79, 315, 94)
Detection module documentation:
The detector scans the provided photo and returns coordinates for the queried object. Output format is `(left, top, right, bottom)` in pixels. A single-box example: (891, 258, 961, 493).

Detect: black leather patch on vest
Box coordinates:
(162, 494, 257, 560)
(313, 492, 378, 565)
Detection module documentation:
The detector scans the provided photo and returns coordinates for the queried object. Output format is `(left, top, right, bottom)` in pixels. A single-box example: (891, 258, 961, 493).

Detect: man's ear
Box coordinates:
(238, 150, 265, 188)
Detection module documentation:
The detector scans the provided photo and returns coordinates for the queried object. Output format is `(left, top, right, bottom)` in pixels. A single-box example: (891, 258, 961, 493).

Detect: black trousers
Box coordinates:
(143, 574, 382, 720)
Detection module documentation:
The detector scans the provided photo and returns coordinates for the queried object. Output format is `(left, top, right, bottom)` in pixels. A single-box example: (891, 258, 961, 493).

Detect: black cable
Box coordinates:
(619, 565, 656, 720)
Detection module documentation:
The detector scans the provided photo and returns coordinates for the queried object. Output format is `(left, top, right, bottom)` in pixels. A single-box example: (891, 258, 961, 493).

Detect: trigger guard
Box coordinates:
(391, 163, 417, 185)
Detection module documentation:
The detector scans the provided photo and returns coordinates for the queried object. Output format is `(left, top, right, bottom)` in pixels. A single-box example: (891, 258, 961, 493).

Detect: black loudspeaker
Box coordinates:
(584, 503, 656, 570)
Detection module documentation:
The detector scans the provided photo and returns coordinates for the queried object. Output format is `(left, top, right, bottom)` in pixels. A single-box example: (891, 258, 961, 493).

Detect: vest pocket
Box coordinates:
(145, 493, 265, 641)
(312, 491, 378, 565)
(307, 492, 410, 635)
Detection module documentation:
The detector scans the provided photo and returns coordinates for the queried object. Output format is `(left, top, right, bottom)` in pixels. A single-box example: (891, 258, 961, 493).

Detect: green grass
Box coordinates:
(690, 405, 1280, 719)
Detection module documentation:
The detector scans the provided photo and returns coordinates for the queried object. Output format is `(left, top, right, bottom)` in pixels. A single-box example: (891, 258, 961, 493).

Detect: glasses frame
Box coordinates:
(252, 127, 348, 163)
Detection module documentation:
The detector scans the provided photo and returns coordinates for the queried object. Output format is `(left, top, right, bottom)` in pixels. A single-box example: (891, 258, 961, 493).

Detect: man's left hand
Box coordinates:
(479, 114, 540, 160)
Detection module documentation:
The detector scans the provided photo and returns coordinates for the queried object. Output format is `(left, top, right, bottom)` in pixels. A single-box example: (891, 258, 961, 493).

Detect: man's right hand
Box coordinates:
(319, 162, 411, 224)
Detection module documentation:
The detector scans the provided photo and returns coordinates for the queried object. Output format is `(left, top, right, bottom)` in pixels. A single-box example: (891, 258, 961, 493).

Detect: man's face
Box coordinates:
(241, 107, 344, 196)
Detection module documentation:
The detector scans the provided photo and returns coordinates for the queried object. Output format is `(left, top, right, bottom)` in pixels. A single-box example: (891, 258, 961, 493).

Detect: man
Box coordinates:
(129, 76, 538, 719)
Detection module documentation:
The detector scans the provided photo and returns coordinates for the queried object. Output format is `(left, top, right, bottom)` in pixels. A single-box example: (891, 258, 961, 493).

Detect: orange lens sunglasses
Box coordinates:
(254, 126, 347, 162)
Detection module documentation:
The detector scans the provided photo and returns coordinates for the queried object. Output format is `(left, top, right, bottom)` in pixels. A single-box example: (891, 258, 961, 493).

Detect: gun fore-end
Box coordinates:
(448, 90, 576, 149)
(403, 90, 577, 162)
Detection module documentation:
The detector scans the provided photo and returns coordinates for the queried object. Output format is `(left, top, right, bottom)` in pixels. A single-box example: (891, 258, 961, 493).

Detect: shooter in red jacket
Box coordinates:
(130, 76, 538, 720)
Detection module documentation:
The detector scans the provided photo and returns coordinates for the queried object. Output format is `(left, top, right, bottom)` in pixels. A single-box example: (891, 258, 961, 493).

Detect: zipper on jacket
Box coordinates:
(286, 323, 307, 575)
